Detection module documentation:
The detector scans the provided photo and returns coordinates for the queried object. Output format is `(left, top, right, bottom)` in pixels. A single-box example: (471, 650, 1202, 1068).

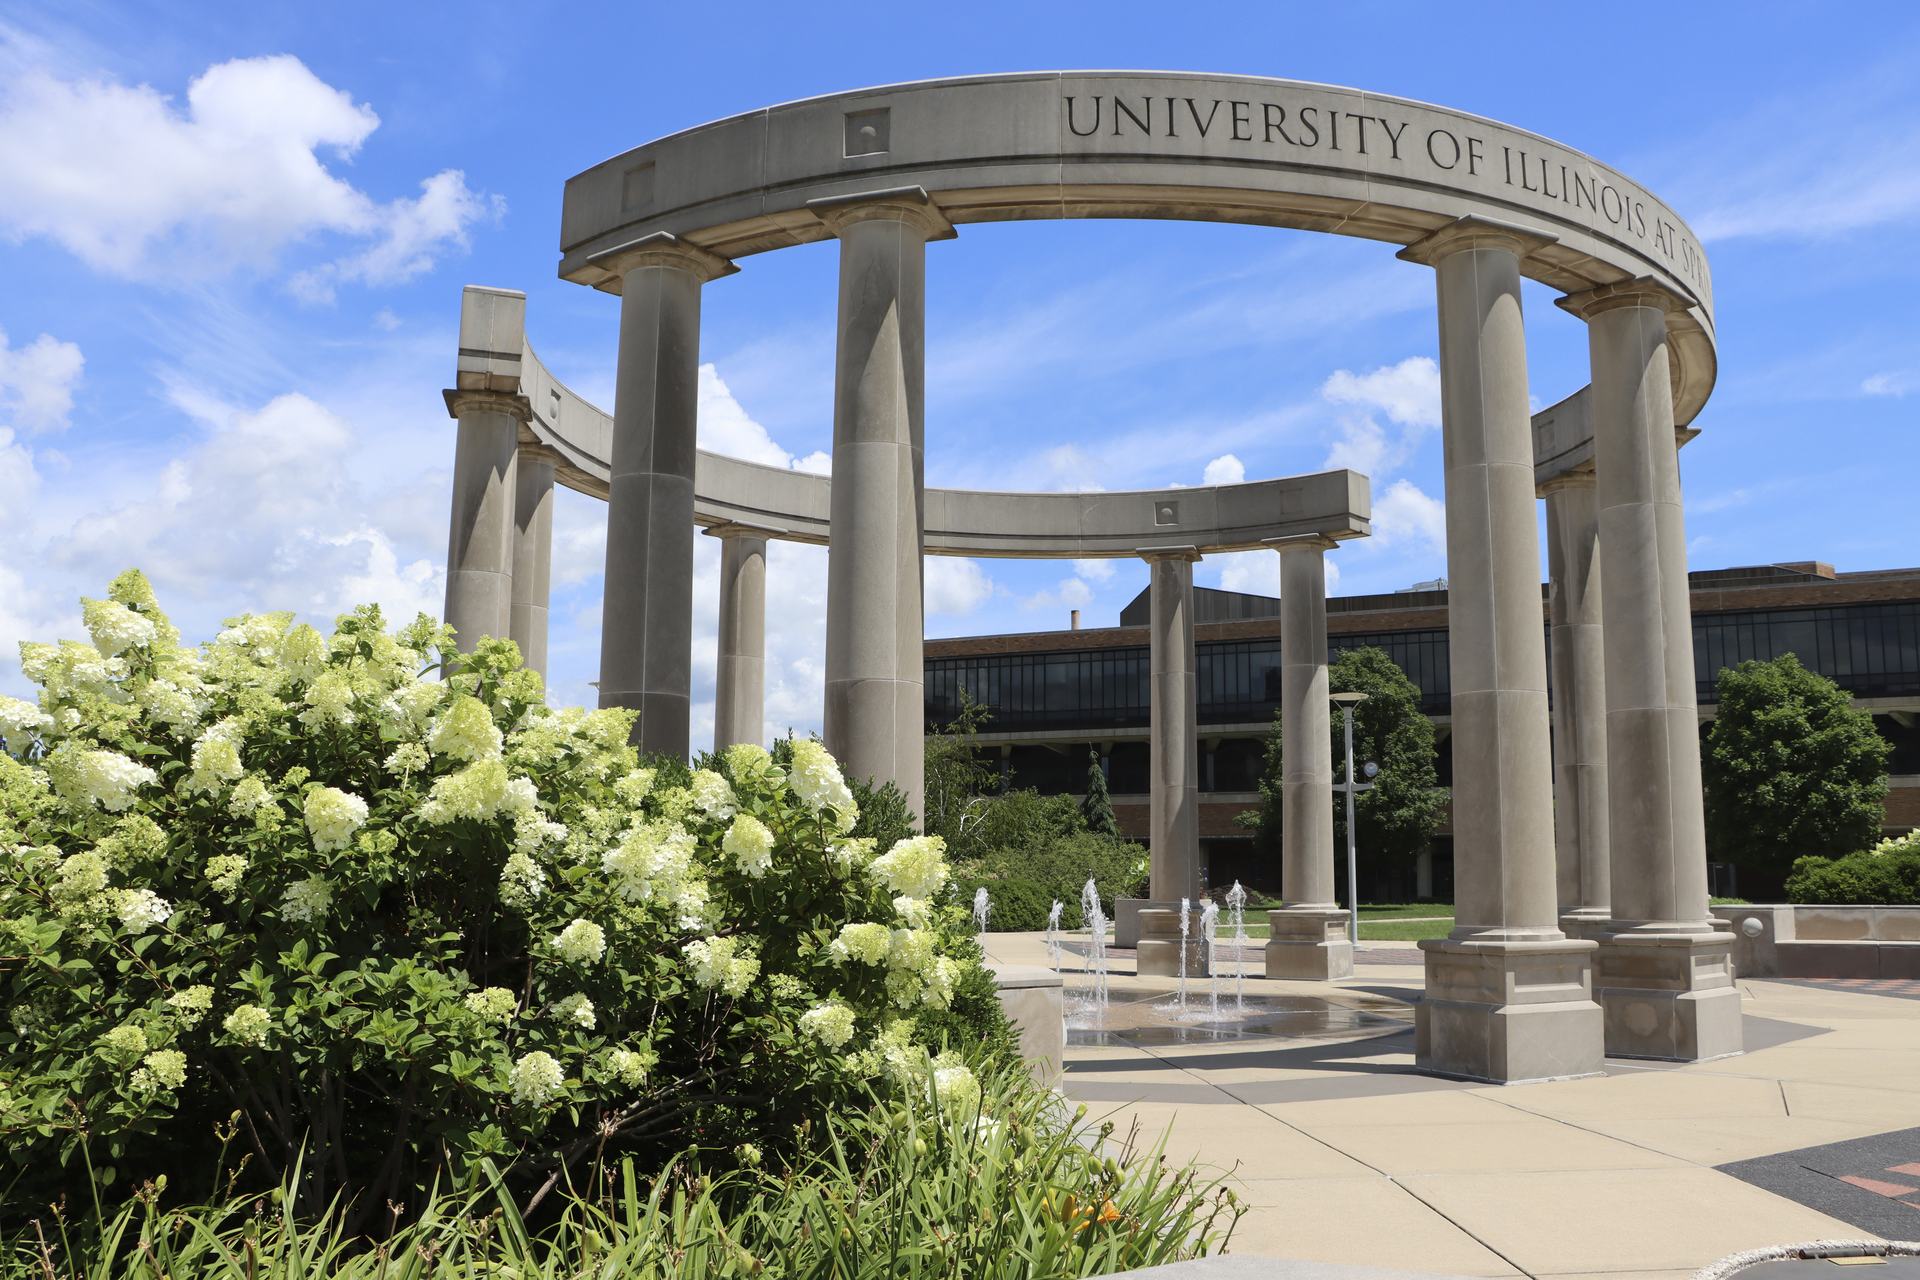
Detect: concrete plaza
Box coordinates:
(982, 931, 1920, 1280)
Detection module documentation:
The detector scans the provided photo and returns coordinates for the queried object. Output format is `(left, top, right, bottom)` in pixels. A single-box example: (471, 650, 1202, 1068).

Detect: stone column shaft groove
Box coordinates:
(1398, 216, 1602, 1085)
(1142, 545, 1202, 904)
(511, 447, 556, 682)
(816, 189, 952, 824)
(1542, 474, 1609, 932)
(443, 389, 528, 655)
(593, 233, 736, 760)
(708, 525, 769, 751)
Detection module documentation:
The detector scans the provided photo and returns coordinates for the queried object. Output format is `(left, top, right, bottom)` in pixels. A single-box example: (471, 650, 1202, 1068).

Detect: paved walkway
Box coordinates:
(982, 931, 1920, 1280)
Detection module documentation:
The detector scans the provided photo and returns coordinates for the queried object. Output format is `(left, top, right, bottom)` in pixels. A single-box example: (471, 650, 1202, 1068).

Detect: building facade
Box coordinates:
(924, 562, 1920, 899)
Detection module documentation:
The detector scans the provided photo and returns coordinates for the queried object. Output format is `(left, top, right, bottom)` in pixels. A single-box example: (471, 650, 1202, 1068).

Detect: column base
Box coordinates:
(1594, 928, 1743, 1062)
(1414, 937, 1605, 1084)
(1136, 908, 1209, 979)
(1264, 908, 1354, 980)
(1114, 899, 1180, 951)
(1558, 908, 1613, 941)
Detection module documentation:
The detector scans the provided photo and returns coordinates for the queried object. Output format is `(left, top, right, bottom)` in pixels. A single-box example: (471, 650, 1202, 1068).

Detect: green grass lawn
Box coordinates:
(1357, 918, 1454, 941)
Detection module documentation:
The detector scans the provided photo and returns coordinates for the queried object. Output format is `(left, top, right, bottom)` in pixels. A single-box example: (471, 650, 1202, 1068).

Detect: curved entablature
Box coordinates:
(558, 71, 1717, 423)
(515, 338, 1370, 555)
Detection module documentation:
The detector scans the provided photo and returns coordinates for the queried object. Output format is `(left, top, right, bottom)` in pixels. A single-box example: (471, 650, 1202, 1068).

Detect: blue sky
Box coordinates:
(2, 1, 1916, 746)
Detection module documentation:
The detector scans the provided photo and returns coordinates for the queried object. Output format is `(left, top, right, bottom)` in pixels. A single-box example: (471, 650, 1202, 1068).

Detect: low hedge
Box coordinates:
(952, 877, 1085, 932)
(1786, 844, 1920, 905)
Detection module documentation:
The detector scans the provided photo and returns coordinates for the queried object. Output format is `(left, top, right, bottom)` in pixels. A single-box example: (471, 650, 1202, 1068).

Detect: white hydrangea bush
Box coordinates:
(0, 572, 1005, 1214)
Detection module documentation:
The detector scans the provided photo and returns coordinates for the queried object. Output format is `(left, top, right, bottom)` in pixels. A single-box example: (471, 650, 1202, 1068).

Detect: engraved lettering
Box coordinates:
(1503, 146, 1513, 185)
(1573, 170, 1597, 210)
(1065, 96, 1101, 137)
(1558, 164, 1570, 203)
(1519, 151, 1540, 192)
(1632, 201, 1647, 238)
(1165, 97, 1179, 137)
(1378, 119, 1409, 159)
(1346, 113, 1373, 154)
(1184, 98, 1223, 137)
(1327, 110, 1340, 150)
(1467, 137, 1484, 175)
(1112, 96, 1151, 136)
(1600, 185, 1623, 223)
(1230, 101, 1252, 141)
(1296, 106, 1320, 147)
(1426, 129, 1460, 169)
(1263, 103, 1297, 144)
(1539, 157, 1558, 199)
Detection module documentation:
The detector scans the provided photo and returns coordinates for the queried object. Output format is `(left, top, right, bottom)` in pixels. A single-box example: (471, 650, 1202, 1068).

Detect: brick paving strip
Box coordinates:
(1058, 940, 1426, 967)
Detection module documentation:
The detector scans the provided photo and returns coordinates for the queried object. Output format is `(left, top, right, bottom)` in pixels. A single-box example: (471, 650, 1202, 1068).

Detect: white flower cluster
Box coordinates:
(799, 1001, 857, 1049)
(104, 1024, 148, 1055)
(52, 851, 108, 907)
(723, 814, 774, 878)
(66, 749, 157, 812)
(183, 719, 246, 796)
(304, 787, 369, 853)
(419, 760, 536, 825)
(868, 836, 950, 900)
(299, 671, 357, 729)
(229, 777, 275, 818)
(829, 921, 894, 967)
(688, 769, 738, 819)
(685, 935, 759, 998)
(511, 1050, 564, 1105)
(553, 918, 606, 964)
(464, 987, 517, 1024)
(429, 696, 503, 762)
(140, 678, 206, 728)
(611, 768, 656, 805)
(82, 598, 157, 656)
(133, 1048, 188, 1092)
(168, 985, 214, 1028)
(513, 814, 568, 855)
(607, 1045, 656, 1088)
(224, 1004, 272, 1047)
(111, 887, 174, 934)
(278, 624, 329, 681)
(280, 875, 334, 923)
(204, 854, 247, 898)
(0, 695, 54, 753)
(553, 993, 596, 1029)
(932, 1062, 982, 1117)
(788, 740, 856, 828)
(601, 820, 709, 928)
(499, 852, 547, 907)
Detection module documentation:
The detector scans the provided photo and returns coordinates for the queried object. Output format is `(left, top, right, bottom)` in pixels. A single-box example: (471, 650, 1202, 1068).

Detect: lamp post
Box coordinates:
(1330, 691, 1372, 947)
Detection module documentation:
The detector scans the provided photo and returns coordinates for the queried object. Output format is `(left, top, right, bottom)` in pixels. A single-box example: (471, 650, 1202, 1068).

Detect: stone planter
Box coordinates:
(1137, 907, 1209, 978)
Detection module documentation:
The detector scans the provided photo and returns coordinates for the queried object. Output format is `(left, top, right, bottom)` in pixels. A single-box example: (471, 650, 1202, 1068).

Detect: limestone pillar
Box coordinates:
(511, 447, 556, 682)
(1397, 217, 1603, 1084)
(1263, 534, 1351, 980)
(443, 287, 530, 657)
(443, 390, 525, 655)
(1142, 546, 1202, 904)
(1559, 279, 1740, 1063)
(1542, 473, 1609, 935)
(591, 233, 737, 760)
(812, 187, 953, 824)
(706, 523, 770, 751)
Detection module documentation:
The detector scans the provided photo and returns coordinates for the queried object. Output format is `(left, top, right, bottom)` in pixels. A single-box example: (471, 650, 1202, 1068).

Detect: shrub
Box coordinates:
(953, 877, 1080, 932)
(0, 572, 1006, 1227)
(1786, 832, 1920, 905)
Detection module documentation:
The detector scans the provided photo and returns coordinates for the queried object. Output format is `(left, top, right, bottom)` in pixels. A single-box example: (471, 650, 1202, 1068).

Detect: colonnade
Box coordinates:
(443, 206, 1735, 1084)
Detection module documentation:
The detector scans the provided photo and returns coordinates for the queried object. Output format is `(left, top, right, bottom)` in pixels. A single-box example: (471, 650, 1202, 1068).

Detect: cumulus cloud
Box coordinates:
(1040, 444, 1106, 492)
(0, 328, 83, 434)
(1370, 478, 1447, 554)
(926, 557, 994, 617)
(1201, 454, 1246, 486)
(1319, 356, 1441, 479)
(0, 54, 497, 291)
(1213, 550, 1278, 597)
(698, 364, 833, 472)
(1072, 557, 1116, 583)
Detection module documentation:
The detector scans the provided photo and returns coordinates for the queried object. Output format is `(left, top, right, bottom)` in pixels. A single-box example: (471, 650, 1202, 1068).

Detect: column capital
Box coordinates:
(1263, 533, 1342, 553)
(1396, 214, 1558, 267)
(585, 231, 738, 291)
(701, 520, 785, 541)
(1536, 469, 1598, 497)
(443, 388, 532, 422)
(807, 185, 957, 241)
(1137, 544, 1201, 564)
(1555, 275, 1697, 322)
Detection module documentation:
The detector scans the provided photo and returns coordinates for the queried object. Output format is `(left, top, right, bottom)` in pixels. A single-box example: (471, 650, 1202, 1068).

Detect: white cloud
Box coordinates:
(1370, 478, 1447, 553)
(1213, 550, 1277, 597)
(0, 329, 84, 433)
(1863, 372, 1911, 397)
(1072, 557, 1116, 583)
(1319, 356, 1441, 481)
(1201, 454, 1246, 486)
(698, 363, 837, 476)
(1058, 577, 1094, 608)
(0, 54, 496, 290)
(1040, 444, 1106, 492)
(926, 557, 993, 617)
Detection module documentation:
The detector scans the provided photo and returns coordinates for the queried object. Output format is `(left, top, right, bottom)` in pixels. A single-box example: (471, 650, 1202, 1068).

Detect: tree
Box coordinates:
(1704, 653, 1891, 873)
(922, 688, 996, 845)
(1234, 646, 1448, 893)
(1081, 748, 1121, 838)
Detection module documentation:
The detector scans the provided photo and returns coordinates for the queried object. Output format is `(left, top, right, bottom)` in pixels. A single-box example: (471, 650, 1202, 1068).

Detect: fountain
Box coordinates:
(1078, 878, 1108, 1011)
(1225, 881, 1248, 1010)
(1200, 899, 1221, 1019)
(1176, 896, 1191, 1007)
(972, 887, 991, 934)
(1045, 900, 1064, 973)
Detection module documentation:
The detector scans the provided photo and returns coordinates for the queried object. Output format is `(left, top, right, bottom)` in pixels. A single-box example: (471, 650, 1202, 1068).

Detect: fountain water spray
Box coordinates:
(972, 887, 992, 934)
(1177, 896, 1191, 1007)
(1225, 881, 1248, 1010)
(1201, 899, 1221, 1019)
(1079, 879, 1108, 1011)
(1045, 900, 1064, 973)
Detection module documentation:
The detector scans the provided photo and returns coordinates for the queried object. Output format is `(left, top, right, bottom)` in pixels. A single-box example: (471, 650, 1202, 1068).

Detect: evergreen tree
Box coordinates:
(1704, 654, 1891, 872)
(1082, 748, 1121, 838)
(1235, 646, 1448, 892)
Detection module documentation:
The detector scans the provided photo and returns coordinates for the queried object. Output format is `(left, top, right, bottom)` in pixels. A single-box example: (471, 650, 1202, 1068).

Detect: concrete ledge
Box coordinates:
(1777, 940, 1920, 980)
(984, 963, 1064, 1085)
(1112, 1256, 1497, 1280)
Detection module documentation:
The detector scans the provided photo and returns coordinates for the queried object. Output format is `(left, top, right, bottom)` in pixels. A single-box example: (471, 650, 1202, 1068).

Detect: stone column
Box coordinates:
(811, 187, 953, 824)
(1141, 545, 1202, 904)
(511, 446, 556, 682)
(706, 523, 770, 751)
(1263, 533, 1352, 980)
(1559, 278, 1740, 1063)
(590, 233, 737, 760)
(1398, 216, 1603, 1084)
(443, 390, 526, 655)
(1541, 473, 1609, 936)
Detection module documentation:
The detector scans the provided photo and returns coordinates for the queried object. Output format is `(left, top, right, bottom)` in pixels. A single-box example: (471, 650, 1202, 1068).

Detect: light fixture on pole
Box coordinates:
(1330, 691, 1372, 947)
